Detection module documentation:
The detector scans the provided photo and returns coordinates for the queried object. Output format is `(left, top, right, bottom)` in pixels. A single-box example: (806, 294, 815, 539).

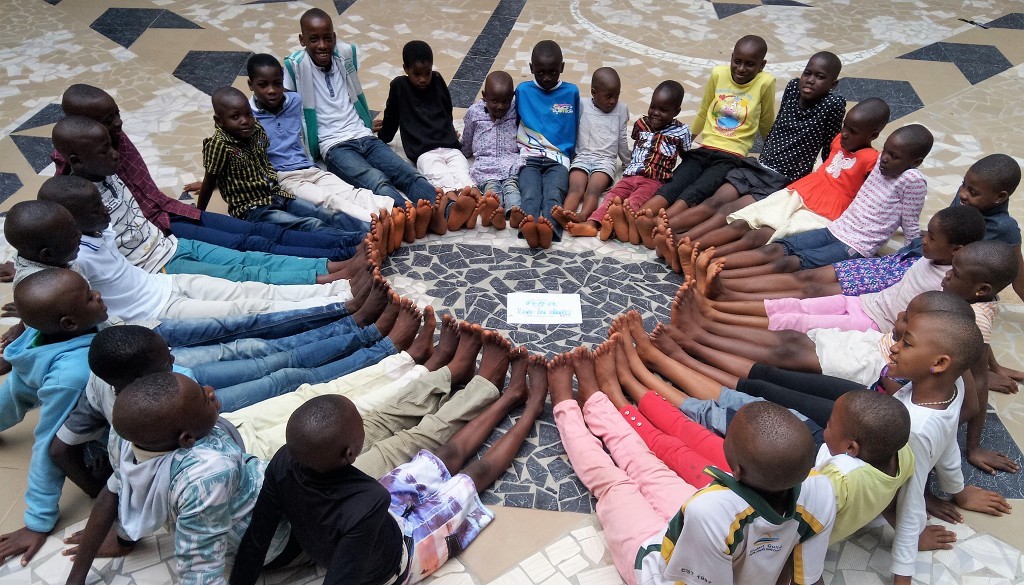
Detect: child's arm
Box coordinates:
(897, 176, 927, 241)
(617, 108, 630, 166)
(988, 345, 1022, 394)
(966, 344, 1021, 473)
(756, 77, 777, 140)
(64, 487, 119, 585)
(229, 479, 284, 585)
(691, 72, 718, 139)
(890, 430, 937, 580)
(375, 79, 401, 143)
(1012, 244, 1024, 301)
(195, 172, 217, 211)
(820, 98, 846, 162)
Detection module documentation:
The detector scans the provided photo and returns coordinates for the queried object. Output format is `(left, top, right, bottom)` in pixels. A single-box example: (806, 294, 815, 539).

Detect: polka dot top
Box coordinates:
(758, 78, 846, 182)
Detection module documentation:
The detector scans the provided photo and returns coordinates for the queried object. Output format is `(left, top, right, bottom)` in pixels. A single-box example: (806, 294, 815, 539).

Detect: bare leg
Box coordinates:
(650, 325, 738, 390)
(591, 339, 625, 407)
(680, 194, 757, 241)
(445, 323, 484, 385)
(640, 194, 669, 213)
(712, 226, 775, 257)
(423, 314, 460, 371)
(623, 312, 730, 400)
(579, 173, 612, 220)
(563, 169, 591, 213)
(718, 243, 787, 270)
(666, 184, 740, 233)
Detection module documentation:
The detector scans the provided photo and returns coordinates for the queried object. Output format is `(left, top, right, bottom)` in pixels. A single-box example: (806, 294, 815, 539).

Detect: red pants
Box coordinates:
(587, 175, 664, 223)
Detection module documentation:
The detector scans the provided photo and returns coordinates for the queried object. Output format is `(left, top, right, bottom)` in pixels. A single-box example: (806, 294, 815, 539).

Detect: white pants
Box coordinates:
(160, 273, 351, 319)
(417, 148, 474, 192)
(278, 167, 394, 221)
(223, 352, 421, 459)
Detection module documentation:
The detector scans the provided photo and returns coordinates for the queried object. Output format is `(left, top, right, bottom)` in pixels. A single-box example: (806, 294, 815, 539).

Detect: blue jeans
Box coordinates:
(518, 157, 568, 241)
(244, 196, 370, 237)
(170, 213, 356, 260)
(153, 302, 351, 348)
(184, 321, 381, 389)
(215, 337, 397, 412)
(324, 136, 436, 206)
(163, 239, 327, 285)
(170, 316, 360, 366)
(777, 227, 863, 270)
(479, 178, 521, 216)
(679, 387, 823, 446)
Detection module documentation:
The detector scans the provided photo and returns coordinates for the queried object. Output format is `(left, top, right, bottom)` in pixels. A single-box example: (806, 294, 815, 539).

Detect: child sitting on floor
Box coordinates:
(462, 71, 521, 226)
(560, 67, 630, 221)
(196, 87, 372, 235)
(717, 123, 933, 276)
(0, 269, 105, 567)
(563, 81, 691, 242)
(30, 182, 350, 321)
(665, 51, 846, 235)
(246, 53, 393, 222)
(230, 339, 549, 584)
(551, 346, 835, 585)
(514, 39, 580, 248)
(641, 36, 776, 217)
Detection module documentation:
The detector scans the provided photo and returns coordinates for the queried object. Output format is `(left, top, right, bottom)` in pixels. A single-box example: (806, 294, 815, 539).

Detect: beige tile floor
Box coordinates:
(1, 0, 1023, 584)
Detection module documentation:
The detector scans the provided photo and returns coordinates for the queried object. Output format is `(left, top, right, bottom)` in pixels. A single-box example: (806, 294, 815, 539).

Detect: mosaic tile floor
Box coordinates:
(2, 0, 1024, 583)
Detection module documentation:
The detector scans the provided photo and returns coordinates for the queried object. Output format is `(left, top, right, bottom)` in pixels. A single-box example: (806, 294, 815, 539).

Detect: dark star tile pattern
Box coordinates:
(986, 12, 1024, 30)
(173, 50, 252, 96)
(12, 104, 64, 133)
(90, 8, 201, 49)
(380, 241, 685, 512)
(10, 135, 55, 173)
(898, 42, 1012, 85)
(0, 173, 24, 205)
(449, 0, 527, 108)
(834, 77, 924, 120)
(711, 3, 760, 19)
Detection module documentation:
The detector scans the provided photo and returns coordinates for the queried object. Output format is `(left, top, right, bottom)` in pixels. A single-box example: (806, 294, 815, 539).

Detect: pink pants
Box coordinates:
(621, 392, 730, 488)
(764, 294, 880, 333)
(587, 175, 664, 223)
(553, 393, 697, 585)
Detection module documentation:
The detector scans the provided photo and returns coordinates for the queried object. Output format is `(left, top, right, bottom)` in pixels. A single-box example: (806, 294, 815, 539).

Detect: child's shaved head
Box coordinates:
(299, 7, 332, 31)
(835, 391, 910, 465)
(286, 394, 365, 473)
(89, 325, 173, 391)
(957, 240, 1019, 294)
(735, 35, 768, 60)
(15, 268, 107, 335)
(4, 199, 80, 265)
(653, 80, 685, 109)
(211, 87, 249, 115)
(889, 124, 934, 160)
(115, 372, 220, 451)
(62, 84, 113, 114)
(969, 154, 1021, 195)
(483, 71, 513, 97)
(808, 51, 842, 79)
(591, 67, 620, 92)
(52, 115, 108, 158)
(725, 401, 816, 492)
(909, 291, 973, 319)
(847, 97, 890, 131)
(532, 39, 563, 63)
(913, 311, 984, 371)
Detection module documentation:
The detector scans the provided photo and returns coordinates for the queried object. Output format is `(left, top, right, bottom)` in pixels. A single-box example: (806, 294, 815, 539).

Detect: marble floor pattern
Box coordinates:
(2, 0, 1024, 583)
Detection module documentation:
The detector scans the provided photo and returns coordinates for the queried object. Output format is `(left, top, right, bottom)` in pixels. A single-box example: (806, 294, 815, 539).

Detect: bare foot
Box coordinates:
(448, 187, 476, 231)
(676, 237, 696, 278)
(663, 229, 680, 272)
(402, 201, 417, 243)
(693, 246, 719, 296)
(479, 193, 500, 228)
(390, 207, 406, 253)
(599, 214, 614, 241)
(386, 299, 421, 351)
(424, 313, 460, 370)
(449, 323, 484, 385)
(414, 200, 432, 239)
(526, 354, 549, 413)
(504, 347, 529, 401)
(353, 275, 391, 326)
(489, 208, 507, 230)
(573, 345, 600, 405)
(373, 292, 402, 335)
(478, 330, 512, 388)
(430, 196, 449, 235)
(508, 206, 526, 229)
(464, 194, 483, 229)
(636, 209, 657, 249)
(63, 527, 134, 561)
(551, 205, 577, 229)
(653, 226, 669, 261)
(590, 336, 626, 407)
(670, 279, 709, 329)
(536, 217, 554, 249)
(548, 352, 575, 404)
(519, 215, 541, 248)
(624, 205, 641, 245)
(608, 198, 629, 241)
(407, 306, 436, 364)
(567, 220, 599, 237)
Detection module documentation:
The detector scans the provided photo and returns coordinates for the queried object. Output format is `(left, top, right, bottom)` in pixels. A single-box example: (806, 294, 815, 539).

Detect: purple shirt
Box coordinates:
(461, 99, 522, 184)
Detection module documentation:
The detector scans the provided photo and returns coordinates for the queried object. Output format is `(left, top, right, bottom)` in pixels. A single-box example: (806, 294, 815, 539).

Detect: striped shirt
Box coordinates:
(202, 122, 291, 218)
(624, 117, 692, 182)
(827, 162, 927, 257)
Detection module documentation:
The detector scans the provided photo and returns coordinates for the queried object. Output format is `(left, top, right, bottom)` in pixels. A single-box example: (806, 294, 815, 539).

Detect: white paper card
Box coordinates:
(506, 293, 583, 324)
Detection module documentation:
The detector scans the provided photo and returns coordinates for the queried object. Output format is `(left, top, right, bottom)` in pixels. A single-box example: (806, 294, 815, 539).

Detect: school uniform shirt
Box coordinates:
(791, 134, 879, 221)
(827, 163, 928, 257)
(891, 378, 966, 577)
(231, 445, 405, 585)
(461, 98, 522, 184)
(515, 80, 581, 167)
(860, 257, 949, 331)
(691, 65, 776, 157)
(635, 467, 835, 585)
(757, 79, 846, 182)
(202, 122, 292, 219)
(377, 72, 461, 163)
(250, 93, 316, 172)
(107, 423, 281, 585)
(815, 443, 914, 544)
(96, 174, 178, 273)
(624, 118, 693, 182)
(77, 228, 172, 322)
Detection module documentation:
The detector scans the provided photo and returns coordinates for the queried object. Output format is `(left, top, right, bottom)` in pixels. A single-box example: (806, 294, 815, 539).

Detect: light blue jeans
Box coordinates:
(244, 196, 370, 237)
(153, 302, 351, 348)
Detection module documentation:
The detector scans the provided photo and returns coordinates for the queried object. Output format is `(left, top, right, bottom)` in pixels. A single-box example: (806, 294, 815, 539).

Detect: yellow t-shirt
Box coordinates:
(816, 443, 915, 544)
(691, 65, 776, 157)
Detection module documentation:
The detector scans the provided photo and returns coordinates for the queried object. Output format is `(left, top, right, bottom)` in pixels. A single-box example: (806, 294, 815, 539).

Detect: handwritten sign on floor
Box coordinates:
(506, 293, 583, 324)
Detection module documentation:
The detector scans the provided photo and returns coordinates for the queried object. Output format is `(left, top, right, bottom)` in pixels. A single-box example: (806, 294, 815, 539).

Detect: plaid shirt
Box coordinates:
(202, 121, 291, 219)
(52, 133, 201, 231)
(623, 117, 692, 182)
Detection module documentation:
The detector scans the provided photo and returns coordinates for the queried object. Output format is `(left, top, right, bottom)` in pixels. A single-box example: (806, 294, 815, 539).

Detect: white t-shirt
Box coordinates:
(891, 378, 966, 576)
(861, 258, 948, 331)
(284, 62, 371, 155)
(636, 469, 836, 585)
(95, 175, 178, 273)
(77, 228, 172, 322)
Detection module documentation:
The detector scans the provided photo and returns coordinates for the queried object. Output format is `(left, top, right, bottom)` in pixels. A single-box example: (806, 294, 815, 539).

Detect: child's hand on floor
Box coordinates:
(954, 485, 1013, 516)
(181, 181, 202, 194)
(0, 526, 48, 566)
(989, 366, 1022, 394)
(0, 261, 14, 282)
(924, 491, 962, 523)
(968, 447, 1021, 475)
(918, 524, 956, 551)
